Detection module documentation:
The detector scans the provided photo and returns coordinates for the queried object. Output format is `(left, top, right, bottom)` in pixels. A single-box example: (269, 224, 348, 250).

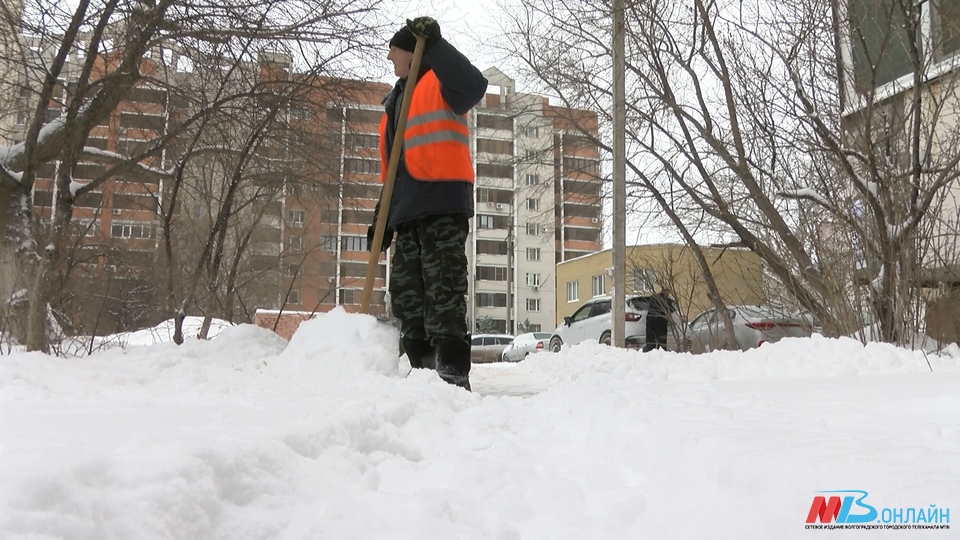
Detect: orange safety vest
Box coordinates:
(379, 71, 474, 183)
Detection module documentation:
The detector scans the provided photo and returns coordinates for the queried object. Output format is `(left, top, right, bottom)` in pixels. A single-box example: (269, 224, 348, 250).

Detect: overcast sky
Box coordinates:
(383, 0, 518, 75)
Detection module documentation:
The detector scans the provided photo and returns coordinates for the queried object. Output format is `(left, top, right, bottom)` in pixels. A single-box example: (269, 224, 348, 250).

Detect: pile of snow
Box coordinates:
(114, 316, 233, 347)
(1, 308, 959, 539)
(848, 323, 960, 357)
(54, 316, 233, 357)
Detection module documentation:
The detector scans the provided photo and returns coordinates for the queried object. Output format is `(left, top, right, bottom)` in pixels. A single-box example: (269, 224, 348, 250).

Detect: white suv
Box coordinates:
(549, 295, 651, 352)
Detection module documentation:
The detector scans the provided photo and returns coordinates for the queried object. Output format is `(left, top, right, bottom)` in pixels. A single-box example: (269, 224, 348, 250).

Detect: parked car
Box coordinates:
(549, 295, 667, 352)
(470, 334, 514, 363)
(500, 332, 553, 362)
(686, 305, 812, 353)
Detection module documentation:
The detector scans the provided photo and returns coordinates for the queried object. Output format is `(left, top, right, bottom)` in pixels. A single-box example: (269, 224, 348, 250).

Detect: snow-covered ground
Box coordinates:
(1, 308, 958, 539)
(2, 316, 232, 357)
(49, 316, 233, 356)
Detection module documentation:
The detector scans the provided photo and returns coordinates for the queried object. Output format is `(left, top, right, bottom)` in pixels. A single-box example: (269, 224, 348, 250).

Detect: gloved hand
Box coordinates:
(367, 225, 393, 253)
(407, 16, 441, 52)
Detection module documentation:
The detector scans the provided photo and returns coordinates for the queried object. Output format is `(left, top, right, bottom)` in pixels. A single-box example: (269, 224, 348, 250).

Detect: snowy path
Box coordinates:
(471, 360, 550, 397)
(2, 317, 960, 539)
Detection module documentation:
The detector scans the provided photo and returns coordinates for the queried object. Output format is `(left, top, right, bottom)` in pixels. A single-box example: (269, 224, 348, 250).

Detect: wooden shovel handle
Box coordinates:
(360, 35, 427, 314)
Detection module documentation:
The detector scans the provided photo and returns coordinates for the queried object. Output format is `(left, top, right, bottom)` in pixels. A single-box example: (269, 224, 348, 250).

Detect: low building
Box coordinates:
(555, 244, 765, 325)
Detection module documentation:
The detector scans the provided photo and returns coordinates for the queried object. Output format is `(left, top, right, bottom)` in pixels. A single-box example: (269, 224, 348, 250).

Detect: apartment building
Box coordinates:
(14, 45, 603, 335)
(13, 42, 172, 333)
(298, 68, 603, 334)
(0, 0, 23, 144)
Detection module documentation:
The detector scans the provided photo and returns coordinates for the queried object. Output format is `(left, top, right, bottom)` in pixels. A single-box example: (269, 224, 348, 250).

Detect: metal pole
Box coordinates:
(506, 215, 514, 334)
(611, 0, 627, 347)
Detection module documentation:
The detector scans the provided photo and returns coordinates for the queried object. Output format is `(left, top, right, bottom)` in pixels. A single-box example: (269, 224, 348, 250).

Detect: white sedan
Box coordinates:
(500, 332, 553, 362)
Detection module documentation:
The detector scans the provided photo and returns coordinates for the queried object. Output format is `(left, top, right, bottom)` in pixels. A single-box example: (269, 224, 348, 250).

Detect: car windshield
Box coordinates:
(532, 333, 551, 340)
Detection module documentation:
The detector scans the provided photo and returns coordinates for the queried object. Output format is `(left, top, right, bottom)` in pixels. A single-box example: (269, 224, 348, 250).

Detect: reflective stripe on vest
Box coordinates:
(379, 71, 474, 183)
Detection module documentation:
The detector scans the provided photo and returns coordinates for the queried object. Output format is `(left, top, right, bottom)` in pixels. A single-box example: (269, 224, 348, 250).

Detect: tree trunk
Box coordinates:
(0, 181, 35, 347)
(25, 196, 74, 352)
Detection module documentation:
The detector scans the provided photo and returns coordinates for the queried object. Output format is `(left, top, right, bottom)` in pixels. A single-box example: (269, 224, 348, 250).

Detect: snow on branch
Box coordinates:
(778, 187, 832, 209)
(0, 142, 26, 182)
(887, 219, 908, 244)
(0, 162, 23, 184)
(79, 146, 174, 177)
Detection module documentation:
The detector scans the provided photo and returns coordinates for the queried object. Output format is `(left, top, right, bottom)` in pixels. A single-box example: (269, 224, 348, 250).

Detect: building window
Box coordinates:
(342, 183, 380, 200)
(476, 266, 508, 281)
(848, 0, 912, 93)
(477, 114, 513, 130)
(525, 273, 541, 287)
(110, 222, 153, 239)
(477, 215, 496, 229)
(565, 226, 600, 242)
(477, 138, 514, 155)
(632, 268, 657, 292)
(526, 222, 540, 236)
(592, 274, 606, 297)
(344, 158, 380, 175)
(345, 108, 382, 123)
(525, 173, 540, 186)
(526, 198, 540, 211)
(477, 188, 513, 205)
(562, 157, 599, 176)
(287, 236, 302, 254)
(477, 239, 509, 255)
(526, 247, 541, 261)
(525, 126, 539, 137)
(119, 112, 165, 131)
(567, 280, 579, 302)
(935, 0, 960, 59)
(341, 235, 367, 251)
(476, 163, 514, 178)
(338, 288, 384, 306)
(319, 235, 337, 251)
(526, 298, 541, 312)
(285, 288, 301, 306)
(345, 133, 379, 149)
(290, 209, 305, 227)
(476, 292, 507, 308)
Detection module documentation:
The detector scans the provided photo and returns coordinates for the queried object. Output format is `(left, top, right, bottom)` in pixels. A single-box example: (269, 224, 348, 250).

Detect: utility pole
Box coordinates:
(505, 215, 515, 334)
(611, 0, 627, 347)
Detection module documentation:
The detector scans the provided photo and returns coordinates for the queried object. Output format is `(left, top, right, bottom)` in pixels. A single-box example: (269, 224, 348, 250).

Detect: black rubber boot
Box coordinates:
(402, 337, 436, 370)
(435, 336, 472, 391)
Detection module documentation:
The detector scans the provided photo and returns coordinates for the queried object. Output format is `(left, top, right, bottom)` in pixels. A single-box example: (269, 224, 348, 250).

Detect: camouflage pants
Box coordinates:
(389, 214, 469, 344)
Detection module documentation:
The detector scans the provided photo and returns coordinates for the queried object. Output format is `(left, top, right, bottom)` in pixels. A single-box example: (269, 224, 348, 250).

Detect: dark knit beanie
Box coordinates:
(389, 26, 417, 52)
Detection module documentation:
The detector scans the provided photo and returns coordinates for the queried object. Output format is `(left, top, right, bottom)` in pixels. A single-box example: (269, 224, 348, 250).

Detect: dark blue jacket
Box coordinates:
(380, 39, 488, 229)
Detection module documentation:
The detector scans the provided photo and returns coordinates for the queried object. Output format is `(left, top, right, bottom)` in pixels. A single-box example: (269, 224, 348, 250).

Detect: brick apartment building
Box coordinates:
(11, 47, 603, 337)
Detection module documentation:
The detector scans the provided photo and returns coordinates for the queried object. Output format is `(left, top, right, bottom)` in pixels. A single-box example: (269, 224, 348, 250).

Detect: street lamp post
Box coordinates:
(611, 0, 627, 347)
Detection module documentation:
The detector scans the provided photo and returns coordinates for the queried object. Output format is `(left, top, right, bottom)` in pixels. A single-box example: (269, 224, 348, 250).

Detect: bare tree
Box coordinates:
(501, 0, 960, 344)
(0, 0, 384, 351)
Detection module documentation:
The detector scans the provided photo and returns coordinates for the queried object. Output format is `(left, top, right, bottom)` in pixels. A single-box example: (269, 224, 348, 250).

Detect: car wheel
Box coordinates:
(600, 331, 611, 346)
(549, 336, 563, 352)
